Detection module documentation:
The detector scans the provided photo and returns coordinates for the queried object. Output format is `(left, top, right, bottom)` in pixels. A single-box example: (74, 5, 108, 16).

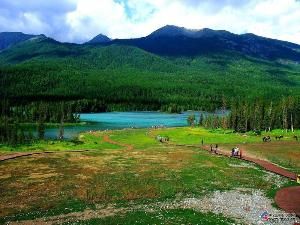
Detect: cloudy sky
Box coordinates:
(0, 0, 299, 44)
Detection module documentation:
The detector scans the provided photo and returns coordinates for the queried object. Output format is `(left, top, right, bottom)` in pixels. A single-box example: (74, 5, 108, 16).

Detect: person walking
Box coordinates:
(215, 144, 218, 154)
(231, 147, 235, 157)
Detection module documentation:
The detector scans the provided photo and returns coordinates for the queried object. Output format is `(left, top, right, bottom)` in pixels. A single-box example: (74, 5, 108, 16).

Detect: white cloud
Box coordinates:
(66, 0, 128, 42)
(0, 0, 299, 44)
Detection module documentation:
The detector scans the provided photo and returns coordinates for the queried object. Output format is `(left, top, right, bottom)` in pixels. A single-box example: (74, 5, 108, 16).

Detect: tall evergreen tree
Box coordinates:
(58, 102, 65, 139)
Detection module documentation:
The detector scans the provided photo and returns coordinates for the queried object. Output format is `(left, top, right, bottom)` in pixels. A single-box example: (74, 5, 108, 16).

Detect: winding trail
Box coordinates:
(103, 134, 134, 151)
(201, 145, 297, 180)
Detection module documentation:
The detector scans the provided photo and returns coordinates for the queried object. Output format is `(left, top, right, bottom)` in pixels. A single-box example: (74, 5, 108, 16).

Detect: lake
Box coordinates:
(43, 111, 225, 139)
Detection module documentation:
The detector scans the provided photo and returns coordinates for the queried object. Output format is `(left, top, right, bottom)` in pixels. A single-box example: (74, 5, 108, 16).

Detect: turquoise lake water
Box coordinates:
(43, 111, 225, 139)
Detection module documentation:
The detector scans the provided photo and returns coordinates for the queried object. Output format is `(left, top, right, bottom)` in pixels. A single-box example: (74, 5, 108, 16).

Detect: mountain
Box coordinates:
(1, 26, 300, 111)
(0, 32, 45, 51)
(86, 34, 111, 44)
(105, 25, 300, 62)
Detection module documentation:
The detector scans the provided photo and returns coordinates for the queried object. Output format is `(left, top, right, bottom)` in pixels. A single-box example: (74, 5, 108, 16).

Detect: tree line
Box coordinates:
(1, 96, 300, 146)
(190, 96, 300, 133)
(0, 100, 80, 145)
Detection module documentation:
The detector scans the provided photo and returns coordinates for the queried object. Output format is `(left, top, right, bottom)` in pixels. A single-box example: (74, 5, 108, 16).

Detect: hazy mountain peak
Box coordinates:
(86, 34, 111, 44)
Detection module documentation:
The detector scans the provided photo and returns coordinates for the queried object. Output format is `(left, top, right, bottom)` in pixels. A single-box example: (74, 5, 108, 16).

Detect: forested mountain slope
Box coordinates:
(1, 27, 300, 111)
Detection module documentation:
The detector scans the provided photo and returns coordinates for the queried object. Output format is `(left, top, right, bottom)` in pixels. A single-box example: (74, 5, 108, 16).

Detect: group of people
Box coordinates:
(152, 125, 165, 129)
(210, 144, 219, 154)
(209, 143, 243, 158)
(231, 146, 242, 158)
(156, 135, 169, 143)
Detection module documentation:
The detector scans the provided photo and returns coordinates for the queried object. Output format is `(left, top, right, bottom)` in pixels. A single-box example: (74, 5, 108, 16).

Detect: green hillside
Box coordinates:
(1, 38, 300, 111)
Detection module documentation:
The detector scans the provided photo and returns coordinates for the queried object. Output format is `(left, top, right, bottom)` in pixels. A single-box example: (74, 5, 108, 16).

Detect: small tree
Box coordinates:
(187, 114, 196, 127)
(28, 128, 34, 142)
(9, 124, 18, 146)
(199, 113, 204, 126)
(37, 102, 47, 140)
(37, 117, 45, 140)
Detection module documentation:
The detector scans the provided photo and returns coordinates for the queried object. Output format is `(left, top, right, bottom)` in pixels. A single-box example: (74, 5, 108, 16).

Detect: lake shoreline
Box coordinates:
(20, 121, 90, 128)
(26, 111, 227, 139)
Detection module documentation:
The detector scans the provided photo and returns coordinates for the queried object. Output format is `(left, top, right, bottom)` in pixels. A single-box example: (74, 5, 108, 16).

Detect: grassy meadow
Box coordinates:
(155, 127, 300, 174)
(0, 127, 299, 224)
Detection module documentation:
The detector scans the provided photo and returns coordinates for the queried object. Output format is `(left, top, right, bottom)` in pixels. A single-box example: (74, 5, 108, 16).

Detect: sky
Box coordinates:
(0, 0, 299, 44)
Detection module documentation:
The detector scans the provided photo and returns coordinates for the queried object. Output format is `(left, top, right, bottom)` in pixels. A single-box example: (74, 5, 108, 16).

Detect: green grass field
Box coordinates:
(0, 127, 299, 224)
(153, 127, 300, 174)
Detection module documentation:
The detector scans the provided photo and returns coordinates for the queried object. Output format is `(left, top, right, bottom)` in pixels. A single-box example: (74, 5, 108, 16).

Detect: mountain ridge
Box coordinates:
(85, 25, 300, 62)
(1, 25, 300, 62)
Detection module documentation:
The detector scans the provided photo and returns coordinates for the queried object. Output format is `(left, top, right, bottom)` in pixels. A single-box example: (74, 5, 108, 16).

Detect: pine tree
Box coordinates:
(199, 113, 204, 126)
(58, 102, 65, 139)
(37, 103, 46, 140)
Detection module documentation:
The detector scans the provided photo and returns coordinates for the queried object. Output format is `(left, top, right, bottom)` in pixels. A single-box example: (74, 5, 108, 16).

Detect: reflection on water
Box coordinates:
(43, 111, 226, 139)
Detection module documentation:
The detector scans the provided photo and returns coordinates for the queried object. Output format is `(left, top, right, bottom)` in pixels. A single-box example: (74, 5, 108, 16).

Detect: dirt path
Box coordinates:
(0, 152, 41, 161)
(275, 186, 300, 217)
(0, 150, 91, 162)
(103, 135, 134, 151)
(199, 145, 297, 180)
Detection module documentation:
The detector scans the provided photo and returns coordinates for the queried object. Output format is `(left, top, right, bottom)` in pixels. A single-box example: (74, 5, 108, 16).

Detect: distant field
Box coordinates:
(0, 127, 298, 224)
(155, 127, 300, 145)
